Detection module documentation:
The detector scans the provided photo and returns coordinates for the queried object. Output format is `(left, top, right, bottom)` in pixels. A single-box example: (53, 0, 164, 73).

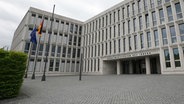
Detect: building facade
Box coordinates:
(83, 0, 184, 75)
(11, 7, 83, 76)
(12, 0, 184, 76)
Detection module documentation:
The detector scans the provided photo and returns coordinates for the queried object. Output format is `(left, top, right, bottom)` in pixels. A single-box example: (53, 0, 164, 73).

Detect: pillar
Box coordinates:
(117, 60, 121, 75)
(145, 57, 151, 74)
(129, 61, 133, 74)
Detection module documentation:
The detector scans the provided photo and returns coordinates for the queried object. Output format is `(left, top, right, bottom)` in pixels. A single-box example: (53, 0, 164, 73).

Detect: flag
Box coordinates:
(30, 26, 37, 44)
(37, 20, 44, 37)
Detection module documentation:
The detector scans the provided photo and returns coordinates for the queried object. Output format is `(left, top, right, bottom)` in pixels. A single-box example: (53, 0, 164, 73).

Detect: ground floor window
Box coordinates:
(164, 49, 171, 68)
(173, 48, 181, 67)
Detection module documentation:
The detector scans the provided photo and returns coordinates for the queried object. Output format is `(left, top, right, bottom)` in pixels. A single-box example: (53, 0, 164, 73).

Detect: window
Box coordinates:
(57, 46, 61, 57)
(157, 0, 162, 5)
(49, 60, 54, 71)
(38, 44, 43, 56)
(169, 26, 177, 43)
(154, 30, 159, 47)
(132, 3, 135, 15)
(147, 32, 151, 48)
(159, 9, 164, 24)
(167, 6, 173, 22)
(140, 33, 144, 49)
(127, 5, 130, 17)
(129, 37, 132, 51)
(123, 38, 126, 52)
(114, 25, 116, 37)
(139, 16, 143, 30)
(24, 42, 30, 53)
(55, 60, 60, 71)
(110, 42, 112, 54)
(44, 44, 49, 56)
(31, 44, 37, 55)
(133, 18, 136, 32)
(123, 22, 125, 35)
(144, 0, 148, 11)
(152, 11, 157, 26)
(51, 45, 55, 57)
(175, 3, 183, 19)
(164, 49, 171, 68)
(165, 0, 170, 3)
(118, 39, 121, 53)
(128, 20, 130, 33)
(62, 47, 66, 57)
(179, 23, 184, 41)
(122, 8, 125, 19)
(150, 0, 154, 8)
(118, 24, 120, 36)
(145, 14, 149, 28)
(118, 10, 120, 21)
(134, 35, 137, 50)
(173, 48, 181, 67)
(70, 24, 74, 33)
(138, 0, 141, 13)
(114, 40, 116, 53)
(162, 28, 168, 45)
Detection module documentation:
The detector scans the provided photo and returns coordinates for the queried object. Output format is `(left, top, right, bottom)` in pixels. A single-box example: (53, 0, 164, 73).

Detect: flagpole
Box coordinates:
(25, 42, 33, 78)
(31, 36, 41, 79)
(41, 4, 55, 81)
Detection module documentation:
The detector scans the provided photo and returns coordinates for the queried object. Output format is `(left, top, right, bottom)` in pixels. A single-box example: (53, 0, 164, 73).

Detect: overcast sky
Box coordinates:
(0, 0, 123, 49)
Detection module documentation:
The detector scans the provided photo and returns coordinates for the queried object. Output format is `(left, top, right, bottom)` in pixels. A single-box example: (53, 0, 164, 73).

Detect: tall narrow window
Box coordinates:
(179, 23, 184, 41)
(57, 46, 61, 57)
(128, 20, 130, 33)
(138, 0, 141, 13)
(167, 6, 173, 22)
(118, 10, 120, 21)
(51, 45, 56, 57)
(145, 14, 149, 28)
(129, 37, 132, 51)
(170, 26, 177, 43)
(173, 48, 181, 67)
(122, 8, 125, 19)
(144, 0, 148, 11)
(159, 9, 164, 24)
(123, 38, 126, 52)
(109, 42, 111, 54)
(114, 40, 116, 54)
(118, 39, 121, 53)
(150, 0, 154, 8)
(55, 60, 60, 71)
(134, 35, 137, 50)
(154, 30, 159, 47)
(139, 16, 143, 30)
(127, 5, 130, 17)
(164, 49, 171, 68)
(157, 0, 162, 6)
(140, 33, 144, 49)
(147, 32, 151, 48)
(123, 22, 125, 35)
(133, 18, 136, 32)
(152, 11, 157, 26)
(132, 3, 135, 15)
(118, 24, 120, 36)
(162, 28, 168, 45)
(175, 3, 183, 19)
(49, 60, 54, 71)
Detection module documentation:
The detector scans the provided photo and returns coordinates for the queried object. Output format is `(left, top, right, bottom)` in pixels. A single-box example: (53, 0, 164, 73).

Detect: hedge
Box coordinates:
(0, 49, 27, 99)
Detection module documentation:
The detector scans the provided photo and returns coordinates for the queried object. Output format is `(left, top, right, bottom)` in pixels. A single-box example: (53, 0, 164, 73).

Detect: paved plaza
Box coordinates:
(1, 75, 184, 104)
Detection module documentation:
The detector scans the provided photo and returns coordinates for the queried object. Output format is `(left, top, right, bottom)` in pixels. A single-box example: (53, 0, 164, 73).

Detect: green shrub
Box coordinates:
(0, 49, 27, 99)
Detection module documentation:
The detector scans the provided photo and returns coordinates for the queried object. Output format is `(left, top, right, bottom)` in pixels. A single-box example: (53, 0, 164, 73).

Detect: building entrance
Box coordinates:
(116, 56, 161, 75)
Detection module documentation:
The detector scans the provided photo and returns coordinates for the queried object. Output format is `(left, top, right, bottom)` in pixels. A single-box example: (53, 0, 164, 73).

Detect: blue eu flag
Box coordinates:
(30, 27, 37, 44)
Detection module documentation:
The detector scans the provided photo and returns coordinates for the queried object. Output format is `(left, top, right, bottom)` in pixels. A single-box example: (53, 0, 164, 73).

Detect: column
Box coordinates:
(117, 60, 121, 75)
(145, 57, 151, 74)
(129, 61, 133, 74)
